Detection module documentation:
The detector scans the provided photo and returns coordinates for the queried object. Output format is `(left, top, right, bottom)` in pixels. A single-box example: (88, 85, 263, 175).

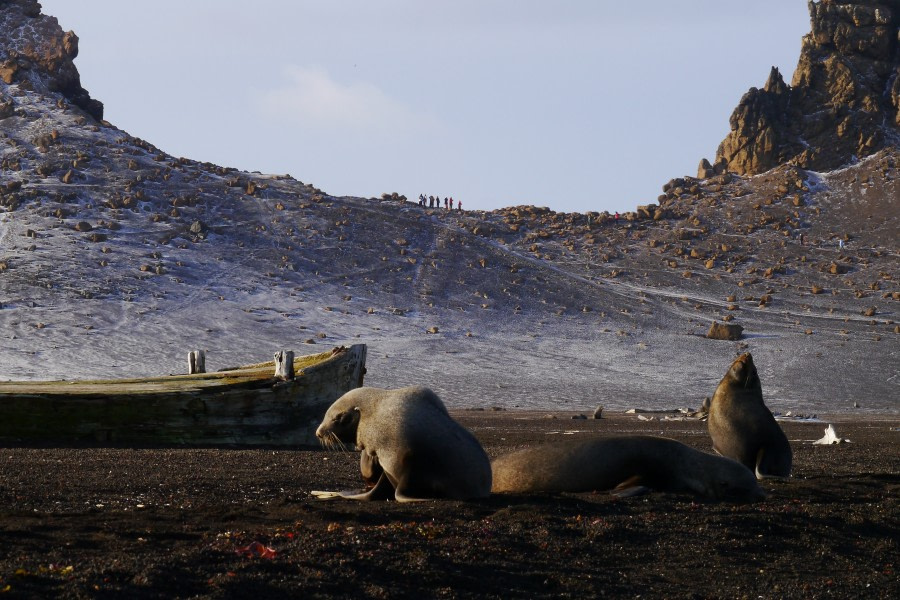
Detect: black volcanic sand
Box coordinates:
(1, 412, 897, 599)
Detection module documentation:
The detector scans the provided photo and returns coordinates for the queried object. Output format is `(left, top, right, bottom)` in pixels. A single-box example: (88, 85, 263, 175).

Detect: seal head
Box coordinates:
(708, 353, 792, 478)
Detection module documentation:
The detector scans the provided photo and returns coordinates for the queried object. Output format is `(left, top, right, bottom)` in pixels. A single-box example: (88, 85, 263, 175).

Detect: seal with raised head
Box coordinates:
(313, 386, 492, 502)
(707, 353, 792, 478)
(491, 435, 763, 502)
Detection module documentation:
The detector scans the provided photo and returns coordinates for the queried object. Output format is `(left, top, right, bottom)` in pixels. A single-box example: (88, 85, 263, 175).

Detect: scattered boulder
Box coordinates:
(697, 158, 716, 179)
(706, 321, 744, 341)
(0, 96, 15, 119)
(380, 192, 407, 202)
(0, 60, 18, 85)
(700, 397, 711, 415)
(636, 204, 657, 220)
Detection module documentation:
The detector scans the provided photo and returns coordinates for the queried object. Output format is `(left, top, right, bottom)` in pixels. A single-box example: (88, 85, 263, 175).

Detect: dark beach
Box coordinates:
(1, 411, 897, 599)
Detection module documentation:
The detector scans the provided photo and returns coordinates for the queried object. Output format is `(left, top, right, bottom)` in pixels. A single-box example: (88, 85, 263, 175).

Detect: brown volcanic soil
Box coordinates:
(0, 412, 897, 599)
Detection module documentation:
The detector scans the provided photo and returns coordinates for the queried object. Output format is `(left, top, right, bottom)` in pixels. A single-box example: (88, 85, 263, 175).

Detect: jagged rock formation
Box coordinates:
(710, 0, 900, 177)
(0, 0, 102, 120)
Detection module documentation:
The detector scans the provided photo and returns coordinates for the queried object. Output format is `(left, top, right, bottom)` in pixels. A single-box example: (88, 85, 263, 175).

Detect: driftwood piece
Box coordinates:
(188, 350, 206, 374)
(274, 350, 295, 380)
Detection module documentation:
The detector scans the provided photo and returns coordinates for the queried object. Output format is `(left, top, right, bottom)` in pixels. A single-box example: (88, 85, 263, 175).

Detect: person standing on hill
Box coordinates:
(449, 198, 454, 210)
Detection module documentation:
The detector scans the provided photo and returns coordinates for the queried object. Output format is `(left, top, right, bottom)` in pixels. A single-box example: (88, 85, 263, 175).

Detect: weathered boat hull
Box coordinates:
(0, 344, 366, 446)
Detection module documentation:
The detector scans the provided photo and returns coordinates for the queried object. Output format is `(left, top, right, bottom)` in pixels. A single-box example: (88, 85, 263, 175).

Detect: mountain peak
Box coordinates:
(763, 67, 789, 95)
(711, 0, 900, 177)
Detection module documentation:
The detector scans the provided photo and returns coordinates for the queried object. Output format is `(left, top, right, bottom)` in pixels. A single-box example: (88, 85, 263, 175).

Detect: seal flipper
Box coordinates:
(392, 474, 436, 503)
(360, 449, 384, 488)
(310, 490, 349, 500)
(311, 472, 397, 501)
(611, 475, 652, 498)
(392, 489, 432, 503)
(754, 448, 791, 480)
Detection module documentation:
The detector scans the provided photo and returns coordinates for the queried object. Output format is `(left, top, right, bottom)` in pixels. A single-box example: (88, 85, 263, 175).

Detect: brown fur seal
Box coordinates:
(708, 353, 792, 478)
(491, 436, 764, 502)
(313, 386, 492, 502)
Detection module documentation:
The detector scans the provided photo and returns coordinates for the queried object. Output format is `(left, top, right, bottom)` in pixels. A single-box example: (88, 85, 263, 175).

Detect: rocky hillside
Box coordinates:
(0, 0, 897, 413)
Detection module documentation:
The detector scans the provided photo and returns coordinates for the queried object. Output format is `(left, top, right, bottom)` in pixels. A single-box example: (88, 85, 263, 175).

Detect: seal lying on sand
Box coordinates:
(313, 386, 492, 502)
(708, 353, 792, 478)
(490, 436, 764, 502)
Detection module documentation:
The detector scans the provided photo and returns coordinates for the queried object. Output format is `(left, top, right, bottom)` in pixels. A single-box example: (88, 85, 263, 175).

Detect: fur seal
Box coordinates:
(707, 353, 792, 478)
(490, 435, 764, 502)
(313, 386, 492, 502)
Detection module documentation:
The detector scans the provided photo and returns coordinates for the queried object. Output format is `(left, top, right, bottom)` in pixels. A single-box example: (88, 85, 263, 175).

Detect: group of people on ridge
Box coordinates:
(418, 194, 462, 211)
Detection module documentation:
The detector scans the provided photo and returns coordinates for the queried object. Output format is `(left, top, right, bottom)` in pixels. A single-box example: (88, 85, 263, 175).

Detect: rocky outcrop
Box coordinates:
(0, 0, 103, 120)
(713, 67, 799, 176)
(710, 0, 900, 177)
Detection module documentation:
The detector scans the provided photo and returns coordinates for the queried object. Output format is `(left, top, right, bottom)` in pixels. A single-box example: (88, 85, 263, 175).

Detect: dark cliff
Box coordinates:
(0, 0, 103, 120)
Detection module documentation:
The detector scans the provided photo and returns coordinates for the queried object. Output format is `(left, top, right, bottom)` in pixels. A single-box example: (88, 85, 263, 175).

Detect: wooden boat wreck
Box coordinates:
(0, 344, 366, 446)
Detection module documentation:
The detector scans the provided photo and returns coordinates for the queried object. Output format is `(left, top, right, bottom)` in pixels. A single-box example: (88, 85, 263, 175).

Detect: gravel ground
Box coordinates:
(0, 412, 897, 599)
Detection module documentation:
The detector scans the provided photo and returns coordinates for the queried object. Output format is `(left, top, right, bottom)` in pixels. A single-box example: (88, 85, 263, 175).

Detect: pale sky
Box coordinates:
(40, 1, 811, 214)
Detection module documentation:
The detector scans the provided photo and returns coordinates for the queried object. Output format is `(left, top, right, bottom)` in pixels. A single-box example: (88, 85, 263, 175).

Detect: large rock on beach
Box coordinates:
(706, 321, 744, 341)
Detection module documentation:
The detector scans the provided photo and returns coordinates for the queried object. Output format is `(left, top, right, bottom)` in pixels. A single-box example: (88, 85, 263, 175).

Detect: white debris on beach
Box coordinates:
(624, 408, 702, 422)
(813, 424, 849, 445)
(774, 411, 823, 422)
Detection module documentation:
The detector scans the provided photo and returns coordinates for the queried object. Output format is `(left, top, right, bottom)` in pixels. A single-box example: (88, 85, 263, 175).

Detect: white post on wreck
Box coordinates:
(188, 350, 206, 374)
(274, 350, 295, 380)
